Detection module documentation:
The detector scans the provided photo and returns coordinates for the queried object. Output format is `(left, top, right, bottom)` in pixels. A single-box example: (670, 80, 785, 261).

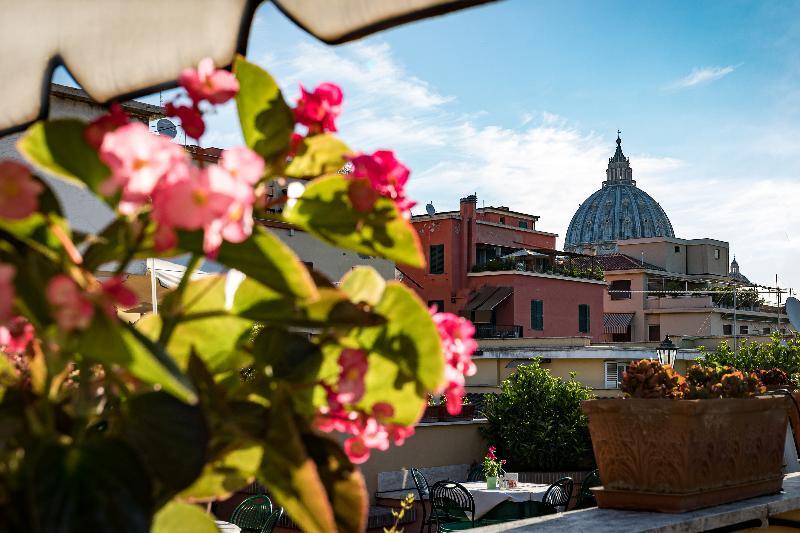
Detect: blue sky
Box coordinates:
(56, 0, 800, 296)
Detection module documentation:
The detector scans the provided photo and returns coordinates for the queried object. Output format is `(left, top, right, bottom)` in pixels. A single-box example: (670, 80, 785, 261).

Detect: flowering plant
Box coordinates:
(483, 446, 506, 478)
(0, 56, 477, 532)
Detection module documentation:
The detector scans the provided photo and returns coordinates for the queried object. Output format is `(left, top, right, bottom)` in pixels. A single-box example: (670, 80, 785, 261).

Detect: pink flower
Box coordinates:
(84, 103, 129, 149)
(165, 103, 205, 139)
(152, 164, 230, 231)
(333, 348, 368, 404)
(99, 123, 187, 214)
(0, 317, 34, 354)
(294, 83, 343, 133)
(432, 311, 478, 415)
(0, 161, 43, 220)
(346, 151, 415, 216)
(344, 436, 370, 464)
(487, 446, 497, 460)
(179, 57, 239, 105)
(100, 277, 138, 314)
(387, 425, 414, 446)
(46, 275, 94, 332)
(0, 264, 15, 322)
(220, 147, 264, 186)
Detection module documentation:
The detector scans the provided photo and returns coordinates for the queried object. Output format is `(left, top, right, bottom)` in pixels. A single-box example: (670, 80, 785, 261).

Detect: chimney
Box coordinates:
(459, 194, 478, 288)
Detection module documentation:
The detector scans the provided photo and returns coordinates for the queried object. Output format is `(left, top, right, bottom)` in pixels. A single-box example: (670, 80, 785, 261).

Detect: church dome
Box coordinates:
(564, 133, 674, 254)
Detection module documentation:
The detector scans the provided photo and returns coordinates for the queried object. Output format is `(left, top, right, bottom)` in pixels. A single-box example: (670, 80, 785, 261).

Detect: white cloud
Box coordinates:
(668, 65, 736, 89)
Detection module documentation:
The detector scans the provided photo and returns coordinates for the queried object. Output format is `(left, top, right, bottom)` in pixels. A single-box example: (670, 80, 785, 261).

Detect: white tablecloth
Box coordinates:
(461, 482, 550, 519)
(215, 520, 241, 533)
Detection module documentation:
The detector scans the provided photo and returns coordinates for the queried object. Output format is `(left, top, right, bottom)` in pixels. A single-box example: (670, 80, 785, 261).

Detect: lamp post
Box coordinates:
(657, 335, 678, 366)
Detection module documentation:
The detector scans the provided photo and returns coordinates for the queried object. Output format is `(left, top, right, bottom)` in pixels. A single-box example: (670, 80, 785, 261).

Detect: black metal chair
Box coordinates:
(260, 507, 283, 533)
(542, 477, 574, 513)
(575, 470, 601, 509)
(411, 467, 434, 533)
(430, 481, 475, 531)
(466, 463, 485, 482)
(230, 494, 273, 532)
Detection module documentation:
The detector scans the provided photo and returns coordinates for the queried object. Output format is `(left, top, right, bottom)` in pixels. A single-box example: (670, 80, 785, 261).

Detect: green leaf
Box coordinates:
(152, 501, 219, 533)
(79, 316, 196, 404)
(303, 433, 367, 533)
(22, 439, 153, 533)
(356, 282, 445, 425)
(233, 279, 383, 328)
(234, 56, 295, 162)
(119, 391, 208, 504)
(252, 326, 323, 384)
(282, 175, 424, 268)
(284, 134, 350, 179)
(180, 444, 264, 501)
(137, 276, 254, 373)
(339, 266, 386, 307)
(177, 225, 317, 300)
(17, 119, 110, 191)
(259, 388, 336, 533)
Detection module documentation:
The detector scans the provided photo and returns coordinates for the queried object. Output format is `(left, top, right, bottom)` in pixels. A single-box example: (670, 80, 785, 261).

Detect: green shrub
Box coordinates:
(480, 359, 595, 471)
(698, 333, 800, 385)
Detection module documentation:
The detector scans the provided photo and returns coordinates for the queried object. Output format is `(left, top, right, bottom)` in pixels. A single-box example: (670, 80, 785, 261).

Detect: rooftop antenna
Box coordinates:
(155, 118, 177, 139)
(425, 202, 436, 216)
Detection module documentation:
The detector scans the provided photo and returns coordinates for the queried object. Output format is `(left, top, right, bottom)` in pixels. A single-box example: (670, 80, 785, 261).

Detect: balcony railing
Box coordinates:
(475, 324, 523, 339)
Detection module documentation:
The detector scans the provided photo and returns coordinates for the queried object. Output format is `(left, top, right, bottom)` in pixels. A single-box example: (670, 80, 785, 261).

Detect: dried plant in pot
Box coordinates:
(582, 359, 790, 513)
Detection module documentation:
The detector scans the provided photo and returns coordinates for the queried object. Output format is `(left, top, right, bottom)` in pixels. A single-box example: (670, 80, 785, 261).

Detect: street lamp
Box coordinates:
(657, 335, 678, 366)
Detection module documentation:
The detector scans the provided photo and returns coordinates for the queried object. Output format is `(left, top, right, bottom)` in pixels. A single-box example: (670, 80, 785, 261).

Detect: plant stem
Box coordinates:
(158, 253, 201, 345)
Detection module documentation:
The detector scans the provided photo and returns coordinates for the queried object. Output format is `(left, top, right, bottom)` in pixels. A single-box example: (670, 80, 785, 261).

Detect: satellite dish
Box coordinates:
(786, 297, 800, 331)
(156, 118, 177, 139)
(425, 202, 436, 215)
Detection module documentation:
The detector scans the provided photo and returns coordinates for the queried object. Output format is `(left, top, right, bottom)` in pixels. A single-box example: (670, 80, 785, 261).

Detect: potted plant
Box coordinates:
(422, 394, 442, 422)
(483, 446, 506, 489)
(583, 359, 789, 513)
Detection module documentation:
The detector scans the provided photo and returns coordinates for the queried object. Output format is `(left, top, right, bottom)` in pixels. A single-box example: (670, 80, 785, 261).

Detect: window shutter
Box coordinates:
(530, 300, 543, 330)
(579, 304, 590, 333)
(429, 245, 444, 274)
(604, 362, 618, 389)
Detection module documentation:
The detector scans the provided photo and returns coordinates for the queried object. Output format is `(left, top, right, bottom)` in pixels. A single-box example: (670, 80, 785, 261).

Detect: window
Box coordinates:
(518, 220, 528, 229)
(714, 249, 721, 260)
(429, 244, 444, 274)
(674, 246, 681, 253)
(530, 300, 543, 331)
(723, 324, 733, 335)
(609, 280, 631, 300)
(648, 324, 661, 342)
(604, 361, 630, 389)
(428, 300, 445, 313)
(499, 216, 505, 225)
(740, 325, 749, 335)
(763, 327, 771, 335)
(578, 304, 590, 333)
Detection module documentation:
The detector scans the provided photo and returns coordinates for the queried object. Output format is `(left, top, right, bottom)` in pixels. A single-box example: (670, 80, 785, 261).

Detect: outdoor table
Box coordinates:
(215, 520, 241, 533)
(461, 482, 550, 519)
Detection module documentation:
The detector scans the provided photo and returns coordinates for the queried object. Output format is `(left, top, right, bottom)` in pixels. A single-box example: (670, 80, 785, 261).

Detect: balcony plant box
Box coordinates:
(421, 405, 442, 423)
(439, 403, 476, 421)
(583, 395, 789, 513)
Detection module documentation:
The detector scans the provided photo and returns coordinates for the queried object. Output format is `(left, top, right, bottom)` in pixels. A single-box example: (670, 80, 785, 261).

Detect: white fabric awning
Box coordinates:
(147, 258, 209, 290)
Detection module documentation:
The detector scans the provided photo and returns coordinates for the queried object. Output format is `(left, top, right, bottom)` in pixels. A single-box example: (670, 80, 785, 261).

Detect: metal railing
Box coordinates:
(475, 324, 523, 339)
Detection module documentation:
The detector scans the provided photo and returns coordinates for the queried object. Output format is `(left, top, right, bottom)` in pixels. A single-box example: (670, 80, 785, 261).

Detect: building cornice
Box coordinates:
(475, 220, 558, 237)
(468, 270, 608, 285)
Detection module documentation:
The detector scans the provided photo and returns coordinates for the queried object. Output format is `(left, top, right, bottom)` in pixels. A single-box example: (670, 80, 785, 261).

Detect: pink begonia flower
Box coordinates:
(334, 348, 368, 404)
(100, 277, 138, 315)
(84, 103, 129, 149)
(165, 103, 205, 139)
(346, 178, 380, 213)
(46, 275, 94, 332)
(220, 147, 265, 186)
(0, 264, 15, 322)
(344, 436, 370, 464)
(179, 57, 239, 105)
(487, 446, 497, 460)
(153, 224, 178, 252)
(0, 317, 34, 354)
(346, 151, 416, 217)
(0, 161, 43, 220)
(294, 82, 343, 133)
(432, 310, 478, 415)
(287, 133, 304, 159)
(99, 122, 187, 214)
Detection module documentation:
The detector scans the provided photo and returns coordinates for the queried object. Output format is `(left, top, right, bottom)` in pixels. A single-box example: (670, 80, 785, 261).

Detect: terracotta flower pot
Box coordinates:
(582, 396, 789, 513)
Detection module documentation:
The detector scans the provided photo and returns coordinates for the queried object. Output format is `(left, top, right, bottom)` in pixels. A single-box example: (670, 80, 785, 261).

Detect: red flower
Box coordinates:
(0, 316, 34, 355)
(294, 82, 343, 133)
(432, 310, 478, 415)
(84, 103, 129, 149)
(165, 102, 205, 139)
(346, 150, 415, 216)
